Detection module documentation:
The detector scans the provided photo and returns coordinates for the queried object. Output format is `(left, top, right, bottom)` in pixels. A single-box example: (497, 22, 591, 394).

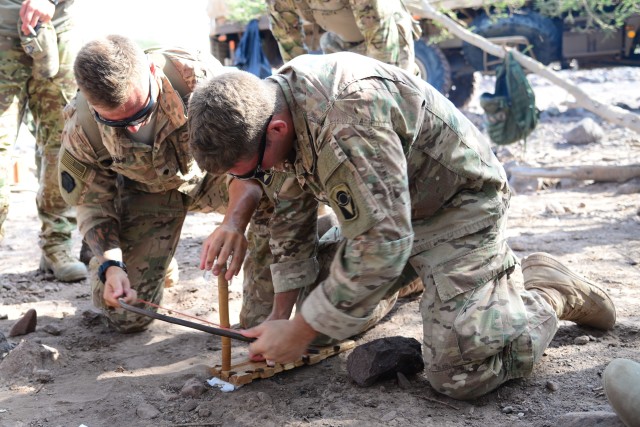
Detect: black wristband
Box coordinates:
(48, 0, 59, 5)
(98, 260, 127, 284)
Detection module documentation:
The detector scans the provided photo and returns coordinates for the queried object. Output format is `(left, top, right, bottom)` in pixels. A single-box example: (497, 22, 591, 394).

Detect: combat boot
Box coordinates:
(603, 358, 640, 427)
(521, 252, 616, 330)
(165, 257, 179, 288)
(40, 250, 88, 282)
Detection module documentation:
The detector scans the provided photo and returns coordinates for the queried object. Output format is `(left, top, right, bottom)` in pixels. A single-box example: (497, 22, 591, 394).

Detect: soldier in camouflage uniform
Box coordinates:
(267, 0, 420, 72)
(187, 52, 617, 399)
(0, 0, 86, 281)
(58, 35, 276, 333)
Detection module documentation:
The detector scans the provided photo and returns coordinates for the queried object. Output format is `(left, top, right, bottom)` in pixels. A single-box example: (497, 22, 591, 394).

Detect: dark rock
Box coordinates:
(8, 308, 37, 337)
(346, 336, 424, 387)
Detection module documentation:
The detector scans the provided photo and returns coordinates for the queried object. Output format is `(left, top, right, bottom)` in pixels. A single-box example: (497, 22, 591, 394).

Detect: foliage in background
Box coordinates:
(533, 0, 640, 31)
(226, 0, 267, 25)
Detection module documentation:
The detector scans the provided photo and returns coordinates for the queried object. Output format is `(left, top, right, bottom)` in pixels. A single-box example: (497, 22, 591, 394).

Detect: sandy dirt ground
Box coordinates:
(0, 66, 639, 427)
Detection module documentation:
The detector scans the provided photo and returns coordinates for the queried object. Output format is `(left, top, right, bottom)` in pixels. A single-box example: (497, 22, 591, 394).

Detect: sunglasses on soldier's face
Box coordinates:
(93, 75, 155, 128)
(228, 115, 273, 181)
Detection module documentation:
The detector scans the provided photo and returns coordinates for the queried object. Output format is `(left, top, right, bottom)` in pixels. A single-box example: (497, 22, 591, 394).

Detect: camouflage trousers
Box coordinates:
(91, 175, 276, 333)
(319, 9, 418, 72)
(411, 215, 558, 400)
(0, 29, 79, 252)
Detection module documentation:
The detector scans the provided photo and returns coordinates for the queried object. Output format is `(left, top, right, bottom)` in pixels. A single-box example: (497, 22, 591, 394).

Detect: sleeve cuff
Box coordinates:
(271, 258, 319, 293)
(300, 286, 371, 340)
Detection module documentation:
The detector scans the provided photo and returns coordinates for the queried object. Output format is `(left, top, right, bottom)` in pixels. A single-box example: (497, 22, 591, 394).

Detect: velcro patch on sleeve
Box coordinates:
(60, 149, 87, 179)
(329, 183, 357, 221)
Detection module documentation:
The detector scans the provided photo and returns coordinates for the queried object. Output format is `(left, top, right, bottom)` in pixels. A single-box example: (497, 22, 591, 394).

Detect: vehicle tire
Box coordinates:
(462, 10, 561, 72)
(447, 72, 478, 108)
(414, 39, 452, 96)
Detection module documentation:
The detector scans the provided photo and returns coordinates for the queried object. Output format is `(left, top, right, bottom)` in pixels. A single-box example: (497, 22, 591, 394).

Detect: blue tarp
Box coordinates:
(233, 19, 272, 79)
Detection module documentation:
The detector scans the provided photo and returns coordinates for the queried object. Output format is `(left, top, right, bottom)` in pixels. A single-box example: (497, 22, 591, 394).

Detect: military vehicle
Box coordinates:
(208, 0, 640, 107)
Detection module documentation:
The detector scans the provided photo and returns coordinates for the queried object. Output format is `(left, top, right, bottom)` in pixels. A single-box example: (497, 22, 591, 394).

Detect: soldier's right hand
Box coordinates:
(103, 268, 136, 308)
(19, 0, 55, 36)
(200, 224, 248, 280)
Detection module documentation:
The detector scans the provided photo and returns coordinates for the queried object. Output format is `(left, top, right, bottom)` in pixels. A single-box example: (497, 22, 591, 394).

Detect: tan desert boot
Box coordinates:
(521, 252, 616, 330)
(603, 358, 640, 427)
(40, 250, 88, 282)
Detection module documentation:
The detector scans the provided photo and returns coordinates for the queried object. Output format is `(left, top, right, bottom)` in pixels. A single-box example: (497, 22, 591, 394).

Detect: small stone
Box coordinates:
(557, 411, 625, 426)
(136, 403, 160, 420)
(179, 400, 198, 412)
(0, 313, 8, 320)
(502, 406, 514, 414)
(8, 308, 37, 337)
(546, 381, 559, 391)
(563, 118, 604, 145)
(42, 323, 63, 336)
(180, 377, 205, 398)
(33, 369, 53, 383)
(381, 410, 397, 422)
(574, 335, 590, 345)
(197, 408, 211, 417)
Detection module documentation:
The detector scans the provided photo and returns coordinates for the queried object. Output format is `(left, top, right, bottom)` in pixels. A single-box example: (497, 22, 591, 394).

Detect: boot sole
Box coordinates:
(521, 252, 616, 330)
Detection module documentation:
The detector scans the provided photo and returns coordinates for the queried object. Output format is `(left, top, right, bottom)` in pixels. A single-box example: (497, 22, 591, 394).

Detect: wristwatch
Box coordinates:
(98, 260, 127, 284)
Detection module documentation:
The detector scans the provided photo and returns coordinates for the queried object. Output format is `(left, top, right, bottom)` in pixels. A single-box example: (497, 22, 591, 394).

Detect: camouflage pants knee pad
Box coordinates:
(89, 258, 155, 333)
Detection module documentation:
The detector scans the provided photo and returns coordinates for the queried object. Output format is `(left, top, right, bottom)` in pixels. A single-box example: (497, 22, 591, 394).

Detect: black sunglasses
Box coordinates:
(229, 115, 273, 180)
(93, 75, 155, 128)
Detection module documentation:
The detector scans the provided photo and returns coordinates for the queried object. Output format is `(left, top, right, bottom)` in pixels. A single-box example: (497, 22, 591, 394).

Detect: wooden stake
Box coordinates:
(217, 268, 231, 372)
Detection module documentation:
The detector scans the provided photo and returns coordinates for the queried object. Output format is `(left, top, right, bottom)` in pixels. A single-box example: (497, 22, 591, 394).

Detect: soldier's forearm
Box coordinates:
(84, 220, 122, 262)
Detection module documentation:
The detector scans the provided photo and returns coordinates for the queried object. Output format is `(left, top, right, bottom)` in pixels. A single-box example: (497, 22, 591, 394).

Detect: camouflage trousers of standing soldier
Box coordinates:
(90, 175, 276, 333)
(0, 28, 79, 250)
(319, 9, 417, 73)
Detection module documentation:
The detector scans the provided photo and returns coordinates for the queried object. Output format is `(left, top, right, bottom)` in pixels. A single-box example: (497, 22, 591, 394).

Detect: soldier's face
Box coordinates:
(92, 67, 157, 133)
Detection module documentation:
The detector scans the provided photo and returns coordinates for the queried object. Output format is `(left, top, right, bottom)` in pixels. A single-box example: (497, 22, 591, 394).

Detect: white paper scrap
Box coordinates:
(207, 377, 236, 392)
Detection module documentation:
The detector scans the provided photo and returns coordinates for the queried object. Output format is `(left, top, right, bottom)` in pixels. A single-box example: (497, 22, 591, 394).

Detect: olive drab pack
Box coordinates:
(480, 52, 539, 145)
(73, 47, 195, 157)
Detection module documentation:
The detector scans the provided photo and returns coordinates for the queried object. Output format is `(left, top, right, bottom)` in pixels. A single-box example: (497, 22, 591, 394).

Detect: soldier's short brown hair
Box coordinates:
(74, 35, 148, 109)
(188, 70, 276, 174)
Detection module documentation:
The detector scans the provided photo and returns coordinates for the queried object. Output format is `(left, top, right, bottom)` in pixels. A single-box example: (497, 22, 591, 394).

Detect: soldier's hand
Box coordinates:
(19, 0, 55, 36)
(243, 314, 317, 364)
(200, 224, 248, 280)
(103, 268, 136, 308)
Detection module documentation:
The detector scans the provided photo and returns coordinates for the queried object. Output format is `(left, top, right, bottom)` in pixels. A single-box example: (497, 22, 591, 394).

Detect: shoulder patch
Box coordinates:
(60, 171, 76, 193)
(330, 183, 357, 221)
(60, 149, 87, 178)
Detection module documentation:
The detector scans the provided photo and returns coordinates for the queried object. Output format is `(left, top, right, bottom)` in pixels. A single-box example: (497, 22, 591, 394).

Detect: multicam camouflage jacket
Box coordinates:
(267, 0, 419, 64)
(59, 50, 223, 235)
(260, 52, 511, 339)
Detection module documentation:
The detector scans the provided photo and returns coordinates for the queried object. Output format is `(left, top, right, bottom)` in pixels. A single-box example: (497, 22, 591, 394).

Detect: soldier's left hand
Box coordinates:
(200, 224, 248, 280)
